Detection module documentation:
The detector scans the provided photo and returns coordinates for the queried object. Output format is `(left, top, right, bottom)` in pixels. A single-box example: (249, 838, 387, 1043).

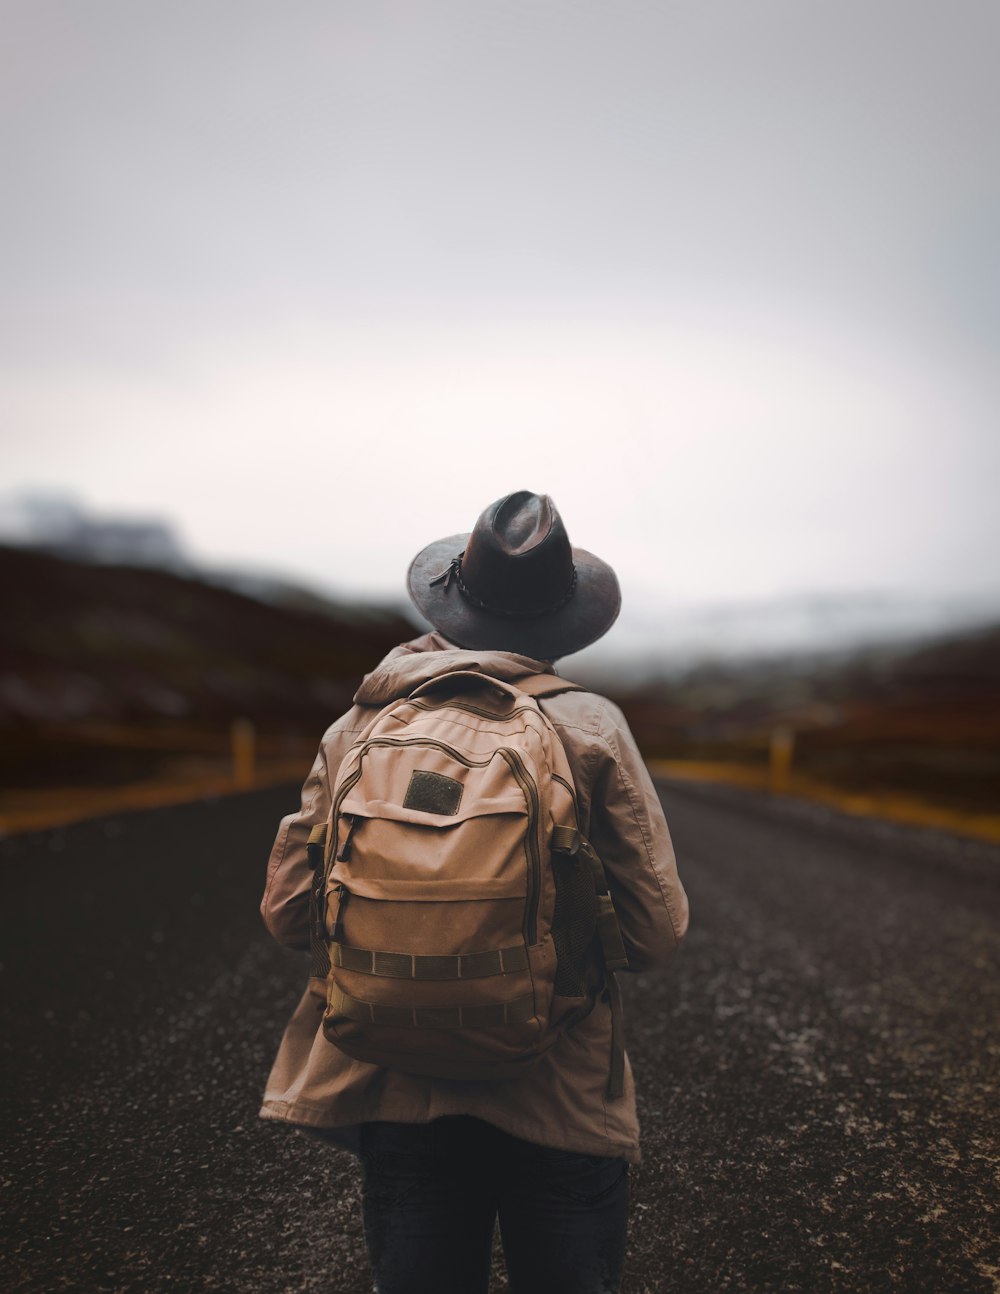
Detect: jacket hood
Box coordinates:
(353, 631, 557, 707)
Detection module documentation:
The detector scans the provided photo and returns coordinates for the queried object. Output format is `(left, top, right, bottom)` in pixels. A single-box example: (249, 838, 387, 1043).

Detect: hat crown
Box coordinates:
(461, 491, 575, 618)
(495, 491, 553, 554)
(406, 487, 621, 658)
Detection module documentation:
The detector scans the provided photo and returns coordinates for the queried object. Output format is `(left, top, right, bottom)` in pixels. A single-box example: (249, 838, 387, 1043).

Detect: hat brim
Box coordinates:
(407, 532, 621, 659)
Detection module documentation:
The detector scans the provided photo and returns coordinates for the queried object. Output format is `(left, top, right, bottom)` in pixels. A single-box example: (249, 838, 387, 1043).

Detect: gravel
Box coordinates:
(2, 779, 997, 1293)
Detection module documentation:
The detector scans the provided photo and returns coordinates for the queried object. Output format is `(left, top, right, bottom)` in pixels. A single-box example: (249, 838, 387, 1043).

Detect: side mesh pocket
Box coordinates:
(551, 854, 598, 997)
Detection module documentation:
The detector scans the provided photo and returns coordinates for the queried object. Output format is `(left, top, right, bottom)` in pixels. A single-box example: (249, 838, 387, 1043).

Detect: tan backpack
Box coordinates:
(305, 669, 630, 1097)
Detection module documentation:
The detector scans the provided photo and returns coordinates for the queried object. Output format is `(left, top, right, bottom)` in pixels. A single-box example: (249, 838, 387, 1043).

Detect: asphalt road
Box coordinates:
(2, 779, 998, 1294)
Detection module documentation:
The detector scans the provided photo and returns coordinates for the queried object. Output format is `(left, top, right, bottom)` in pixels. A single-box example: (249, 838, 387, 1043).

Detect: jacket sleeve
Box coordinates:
(584, 699, 690, 973)
(260, 734, 336, 951)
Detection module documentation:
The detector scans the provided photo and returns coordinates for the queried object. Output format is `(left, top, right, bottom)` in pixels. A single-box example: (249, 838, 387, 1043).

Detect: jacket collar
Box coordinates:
(353, 631, 557, 706)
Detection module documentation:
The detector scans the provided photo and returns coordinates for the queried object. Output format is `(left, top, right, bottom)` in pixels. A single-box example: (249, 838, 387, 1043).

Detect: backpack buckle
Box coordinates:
(551, 825, 580, 855)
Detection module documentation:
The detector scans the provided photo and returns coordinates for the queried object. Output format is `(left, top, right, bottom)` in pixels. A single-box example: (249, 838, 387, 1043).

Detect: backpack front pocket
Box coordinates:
(322, 876, 544, 1078)
(320, 736, 552, 1079)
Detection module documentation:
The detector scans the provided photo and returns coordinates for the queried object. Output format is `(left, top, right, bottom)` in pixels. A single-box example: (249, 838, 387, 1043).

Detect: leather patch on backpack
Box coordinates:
(404, 769, 464, 816)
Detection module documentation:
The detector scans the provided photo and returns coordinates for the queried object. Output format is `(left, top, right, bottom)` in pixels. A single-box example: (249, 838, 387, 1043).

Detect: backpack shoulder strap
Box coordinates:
(514, 674, 587, 699)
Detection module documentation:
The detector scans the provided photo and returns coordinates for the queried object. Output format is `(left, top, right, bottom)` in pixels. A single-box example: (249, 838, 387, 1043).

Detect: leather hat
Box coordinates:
(407, 491, 621, 659)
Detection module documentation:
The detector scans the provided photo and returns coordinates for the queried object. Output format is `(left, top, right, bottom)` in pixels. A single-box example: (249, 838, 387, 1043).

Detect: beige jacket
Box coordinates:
(258, 632, 689, 1164)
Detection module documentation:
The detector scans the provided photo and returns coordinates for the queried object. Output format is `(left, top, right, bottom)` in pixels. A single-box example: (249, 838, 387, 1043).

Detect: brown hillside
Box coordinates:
(0, 546, 417, 790)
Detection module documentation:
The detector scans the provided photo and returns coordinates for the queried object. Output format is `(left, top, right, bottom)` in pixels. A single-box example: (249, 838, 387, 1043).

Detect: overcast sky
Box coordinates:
(3, 1, 998, 635)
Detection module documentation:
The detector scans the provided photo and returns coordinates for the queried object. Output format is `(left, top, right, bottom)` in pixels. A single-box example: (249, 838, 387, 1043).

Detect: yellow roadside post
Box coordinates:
(770, 725, 795, 794)
(231, 718, 256, 788)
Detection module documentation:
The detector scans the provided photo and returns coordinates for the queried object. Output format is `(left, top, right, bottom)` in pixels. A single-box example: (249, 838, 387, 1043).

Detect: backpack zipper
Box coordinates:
(498, 748, 542, 945)
(324, 735, 542, 946)
(336, 814, 358, 861)
(324, 737, 496, 892)
(408, 700, 552, 940)
(550, 771, 582, 831)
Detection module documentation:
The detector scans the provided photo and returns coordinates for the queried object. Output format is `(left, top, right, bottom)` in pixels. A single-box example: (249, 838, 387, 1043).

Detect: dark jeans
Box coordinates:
(358, 1116, 629, 1294)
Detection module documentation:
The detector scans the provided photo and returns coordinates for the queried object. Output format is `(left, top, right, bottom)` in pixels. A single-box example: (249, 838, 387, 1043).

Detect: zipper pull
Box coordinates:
(337, 814, 358, 861)
(330, 882, 350, 942)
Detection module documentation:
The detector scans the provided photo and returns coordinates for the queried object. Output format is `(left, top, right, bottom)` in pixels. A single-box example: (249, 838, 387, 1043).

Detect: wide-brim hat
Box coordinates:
(406, 491, 621, 659)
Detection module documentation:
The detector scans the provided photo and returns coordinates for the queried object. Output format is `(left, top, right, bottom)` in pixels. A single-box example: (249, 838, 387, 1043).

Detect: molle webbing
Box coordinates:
(330, 942, 529, 980)
(328, 984, 535, 1030)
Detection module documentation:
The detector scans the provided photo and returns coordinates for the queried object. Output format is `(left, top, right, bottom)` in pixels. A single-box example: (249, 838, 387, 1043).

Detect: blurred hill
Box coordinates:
(571, 586, 1000, 686)
(0, 492, 189, 571)
(1, 539, 997, 822)
(0, 489, 415, 621)
(0, 545, 417, 792)
(617, 624, 1000, 815)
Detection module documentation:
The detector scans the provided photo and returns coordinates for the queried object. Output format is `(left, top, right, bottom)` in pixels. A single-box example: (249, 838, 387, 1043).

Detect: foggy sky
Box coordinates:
(3, 1, 998, 622)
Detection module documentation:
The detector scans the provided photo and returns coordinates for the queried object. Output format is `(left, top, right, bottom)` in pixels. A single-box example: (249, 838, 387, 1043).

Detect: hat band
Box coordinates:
(428, 552, 578, 620)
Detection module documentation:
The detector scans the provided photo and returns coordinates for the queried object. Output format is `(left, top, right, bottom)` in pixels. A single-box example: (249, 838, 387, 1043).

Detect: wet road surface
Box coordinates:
(2, 779, 998, 1293)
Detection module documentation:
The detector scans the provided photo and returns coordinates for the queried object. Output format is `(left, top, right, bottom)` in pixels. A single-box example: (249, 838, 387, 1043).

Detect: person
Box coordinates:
(259, 490, 689, 1294)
